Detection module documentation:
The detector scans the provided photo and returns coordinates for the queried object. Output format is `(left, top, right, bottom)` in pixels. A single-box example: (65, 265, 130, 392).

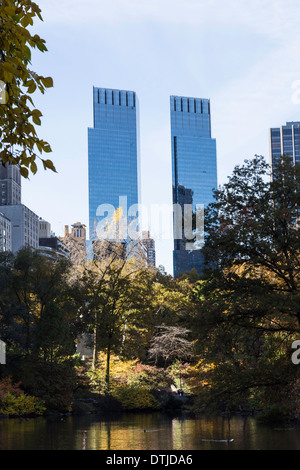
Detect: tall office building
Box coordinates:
(170, 95, 218, 278)
(0, 204, 39, 254)
(270, 121, 300, 169)
(142, 230, 156, 267)
(0, 163, 21, 206)
(0, 211, 12, 252)
(88, 87, 141, 242)
(270, 121, 300, 170)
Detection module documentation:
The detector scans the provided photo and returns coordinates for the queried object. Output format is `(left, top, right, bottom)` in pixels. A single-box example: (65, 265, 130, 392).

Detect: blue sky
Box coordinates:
(22, 0, 300, 273)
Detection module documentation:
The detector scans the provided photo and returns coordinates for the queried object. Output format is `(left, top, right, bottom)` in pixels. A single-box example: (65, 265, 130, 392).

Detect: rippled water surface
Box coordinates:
(0, 412, 299, 450)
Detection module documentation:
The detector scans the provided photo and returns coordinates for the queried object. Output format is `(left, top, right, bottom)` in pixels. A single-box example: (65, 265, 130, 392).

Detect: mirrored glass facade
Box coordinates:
(88, 87, 141, 240)
(270, 121, 300, 168)
(170, 95, 218, 277)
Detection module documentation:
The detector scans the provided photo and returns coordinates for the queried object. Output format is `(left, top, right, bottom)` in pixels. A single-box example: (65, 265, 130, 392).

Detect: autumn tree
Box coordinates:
(77, 211, 193, 393)
(24, 301, 77, 412)
(76, 209, 152, 393)
(0, 248, 80, 411)
(0, 247, 75, 358)
(33, 301, 74, 363)
(188, 155, 300, 417)
(203, 154, 300, 328)
(148, 325, 193, 367)
(0, 0, 55, 177)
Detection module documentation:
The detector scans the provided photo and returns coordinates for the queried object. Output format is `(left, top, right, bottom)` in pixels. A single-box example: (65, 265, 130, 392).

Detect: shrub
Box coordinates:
(128, 363, 173, 390)
(20, 357, 77, 412)
(113, 385, 161, 410)
(0, 392, 45, 416)
(87, 354, 137, 393)
(257, 403, 294, 425)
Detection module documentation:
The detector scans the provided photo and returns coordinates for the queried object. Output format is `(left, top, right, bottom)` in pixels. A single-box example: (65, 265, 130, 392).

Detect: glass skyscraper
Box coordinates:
(270, 121, 300, 169)
(88, 87, 141, 241)
(170, 95, 218, 278)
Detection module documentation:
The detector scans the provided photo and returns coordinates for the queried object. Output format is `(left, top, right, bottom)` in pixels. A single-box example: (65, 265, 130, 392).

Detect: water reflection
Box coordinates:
(0, 412, 300, 450)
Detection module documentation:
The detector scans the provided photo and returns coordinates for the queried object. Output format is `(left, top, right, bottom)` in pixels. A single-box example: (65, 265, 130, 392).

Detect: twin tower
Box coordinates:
(88, 87, 218, 278)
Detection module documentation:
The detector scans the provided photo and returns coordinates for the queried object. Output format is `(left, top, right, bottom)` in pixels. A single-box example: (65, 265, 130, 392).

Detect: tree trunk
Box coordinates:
(92, 325, 98, 369)
(105, 340, 111, 394)
(297, 311, 300, 328)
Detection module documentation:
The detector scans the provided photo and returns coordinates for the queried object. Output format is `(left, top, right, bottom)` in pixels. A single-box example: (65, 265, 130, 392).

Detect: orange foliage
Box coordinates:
(0, 376, 23, 400)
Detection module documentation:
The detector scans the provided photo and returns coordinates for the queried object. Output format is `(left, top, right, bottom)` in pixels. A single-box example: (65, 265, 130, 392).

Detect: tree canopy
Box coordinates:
(187, 155, 300, 415)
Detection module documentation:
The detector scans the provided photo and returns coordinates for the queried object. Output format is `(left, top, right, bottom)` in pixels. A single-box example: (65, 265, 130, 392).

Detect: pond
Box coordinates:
(0, 411, 299, 450)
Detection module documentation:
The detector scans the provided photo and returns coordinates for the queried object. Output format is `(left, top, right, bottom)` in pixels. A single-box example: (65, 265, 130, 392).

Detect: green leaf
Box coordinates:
(11, 14, 20, 23)
(30, 161, 37, 174)
(32, 115, 41, 125)
(41, 76, 53, 88)
(26, 81, 37, 94)
(35, 40, 48, 53)
(42, 159, 56, 172)
(41, 142, 52, 153)
(36, 141, 43, 153)
(19, 166, 29, 178)
(32, 109, 42, 117)
(32, 108, 42, 125)
(20, 16, 31, 27)
(24, 46, 32, 61)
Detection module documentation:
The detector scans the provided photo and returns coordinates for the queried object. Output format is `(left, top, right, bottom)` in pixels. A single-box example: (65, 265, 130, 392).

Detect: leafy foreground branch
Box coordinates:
(0, 0, 56, 176)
